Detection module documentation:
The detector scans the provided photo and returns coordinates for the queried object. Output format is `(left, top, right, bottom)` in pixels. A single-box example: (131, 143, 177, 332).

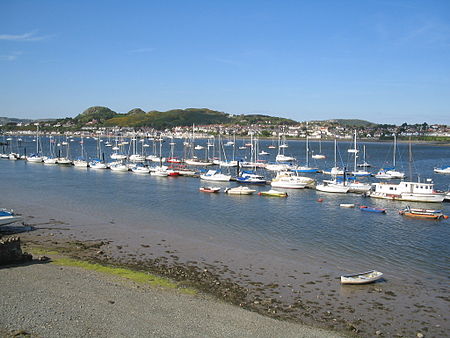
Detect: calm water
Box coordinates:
(2, 136, 450, 283)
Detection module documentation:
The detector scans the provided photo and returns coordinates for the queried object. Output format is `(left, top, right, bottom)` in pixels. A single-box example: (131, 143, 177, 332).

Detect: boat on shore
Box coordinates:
(340, 270, 383, 285)
(399, 206, 448, 220)
(0, 209, 22, 226)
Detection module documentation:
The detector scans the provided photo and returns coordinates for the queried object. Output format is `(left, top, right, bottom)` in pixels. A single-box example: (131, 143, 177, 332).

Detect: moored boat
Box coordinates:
(434, 166, 450, 174)
(360, 206, 386, 213)
(199, 186, 220, 193)
(258, 189, 288, 197)
(340, 203, 355, 208)
(399, 206, 448, 220)
(340, 270, 383, 285)
(224, 187, 256, 195)
(0, 209, 22, 226)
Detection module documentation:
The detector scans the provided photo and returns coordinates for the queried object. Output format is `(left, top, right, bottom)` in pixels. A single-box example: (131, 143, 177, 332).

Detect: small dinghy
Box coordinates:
(340, 270, 383, 285)
(258, 189, 288, 197)
(340, 203, 355, 208)
(360, 206, 386, 213)
(224, 187, 256, 195)
(199, 187, 220, 193)
(399, 206, 448, 220)
(0, 209, 22, 226)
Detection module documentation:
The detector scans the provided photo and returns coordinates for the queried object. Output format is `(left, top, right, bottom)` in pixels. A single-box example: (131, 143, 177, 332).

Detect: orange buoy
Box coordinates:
(317, 198, 324, 202)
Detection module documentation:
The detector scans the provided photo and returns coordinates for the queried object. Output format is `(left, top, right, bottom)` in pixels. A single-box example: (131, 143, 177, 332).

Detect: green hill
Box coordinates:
(75, 106, 118, 124)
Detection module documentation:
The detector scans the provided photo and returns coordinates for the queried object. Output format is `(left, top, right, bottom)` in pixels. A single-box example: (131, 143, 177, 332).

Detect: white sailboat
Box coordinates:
(311, 139, 326, 159)
(291, 136, 318, 173)
(27, 125, 44, 163)
(349, 131, 371, 177)
(374, 134, 405, 179)
(73, 136, 89, 167)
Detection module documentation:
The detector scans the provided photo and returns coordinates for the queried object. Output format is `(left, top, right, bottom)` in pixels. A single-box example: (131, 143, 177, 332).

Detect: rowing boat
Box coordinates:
(199, 187, 220, 193)
(360, 206, 386, 213)
(340, 270, 383, 285)
(258, 189, 288, 197)
(399, 207, 448, 220)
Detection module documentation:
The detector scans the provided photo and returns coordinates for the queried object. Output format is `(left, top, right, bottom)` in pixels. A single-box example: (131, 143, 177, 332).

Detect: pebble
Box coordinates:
(417, 333, 424, 338)
(376, 330, 382, 335)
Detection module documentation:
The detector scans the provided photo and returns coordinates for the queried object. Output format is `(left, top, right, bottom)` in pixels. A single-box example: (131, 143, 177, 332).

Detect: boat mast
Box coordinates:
(393, 133, 396, 168)
(306, 135, 309, 167)
(334, 138, 337, 168)
(354, 130, 357, 173)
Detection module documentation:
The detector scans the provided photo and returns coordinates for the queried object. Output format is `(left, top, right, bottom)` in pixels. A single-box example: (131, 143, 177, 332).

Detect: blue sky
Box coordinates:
(1, 0, 449, 124)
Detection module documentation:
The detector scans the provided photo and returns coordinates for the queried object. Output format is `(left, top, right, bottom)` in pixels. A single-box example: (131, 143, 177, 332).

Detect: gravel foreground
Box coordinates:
(0, 261, 344, 338)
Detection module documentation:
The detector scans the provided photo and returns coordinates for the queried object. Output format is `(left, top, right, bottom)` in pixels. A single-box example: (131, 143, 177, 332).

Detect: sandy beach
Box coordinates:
(0, 256, 341, 338)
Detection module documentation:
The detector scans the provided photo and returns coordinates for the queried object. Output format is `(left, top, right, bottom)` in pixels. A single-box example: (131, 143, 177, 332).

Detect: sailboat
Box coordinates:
(291, 136, 318, 173)
(27, 125, 44, 163)
(357, 145, 371, 168)
(129, 136, 146, 162)
(374, 134, 405, 179)
(184, 124, 213, 166)
(56, 136, 72, 165)
(315, 171, 350, 193)
(89, 137, 108, 169)
(43, 136, 58, 164)
(275, 131, 296, 162)
(311, 139, 326, 159)
(349, 131, 371, 177)
(322, 139, 344, 175)
(73, 136, 89, 167)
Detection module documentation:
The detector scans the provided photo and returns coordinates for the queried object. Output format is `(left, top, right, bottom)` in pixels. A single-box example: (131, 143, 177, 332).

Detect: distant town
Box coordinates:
(1, 106, 449, 141)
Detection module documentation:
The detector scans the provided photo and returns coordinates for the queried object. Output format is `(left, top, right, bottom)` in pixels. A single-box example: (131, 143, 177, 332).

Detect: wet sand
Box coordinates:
(1, 202, 447, 338)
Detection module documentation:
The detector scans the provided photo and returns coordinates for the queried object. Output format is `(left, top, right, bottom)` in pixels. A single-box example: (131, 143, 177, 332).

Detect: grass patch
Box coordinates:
(51, 257, 197, 294)
(26, 246, 60, 256)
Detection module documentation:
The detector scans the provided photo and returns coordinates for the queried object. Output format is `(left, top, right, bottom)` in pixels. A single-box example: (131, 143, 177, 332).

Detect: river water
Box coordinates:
(1, 136, 449, 336)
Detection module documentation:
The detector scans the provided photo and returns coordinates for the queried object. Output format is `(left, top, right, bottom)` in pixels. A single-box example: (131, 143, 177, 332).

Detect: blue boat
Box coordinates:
(236, 171, 266, 184)
(360, 206, 386, 213)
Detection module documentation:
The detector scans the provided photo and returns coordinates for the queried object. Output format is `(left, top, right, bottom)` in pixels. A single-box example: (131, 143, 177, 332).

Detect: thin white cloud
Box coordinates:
(128, 47, 155, 54)
(0, 51, 22, 61)
(0, 30, 52, 41)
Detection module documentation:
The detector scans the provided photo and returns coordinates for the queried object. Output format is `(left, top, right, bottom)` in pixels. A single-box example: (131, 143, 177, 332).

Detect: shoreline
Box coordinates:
(2, 208, 448, 337)
(0, 241, 342, 338)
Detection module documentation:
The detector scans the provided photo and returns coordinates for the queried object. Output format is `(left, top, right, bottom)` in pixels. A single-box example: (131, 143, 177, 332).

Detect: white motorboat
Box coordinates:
(56, 157, 72, 165)
(275, 154, 296, 162)
(374, 168, 405, 179)
(434, 166, 450, 174)
(347, 180, 372, 193)
(316, 179, 349, 193)
(224, 186, 256, 195)
(368, 180, 445, 203)
(270, 171, 314, 189)
(73, 159, 89, 167)
(89, 160, 108, 169)
(0, 209, 22, 226)
(43, 157, 58, 164)
(340, 270, 383, 285)
(27, 155, 44, 163)
(200, 170, 231, 182)
(131, 164, 150, 174)
(109, 162, 129, 172)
